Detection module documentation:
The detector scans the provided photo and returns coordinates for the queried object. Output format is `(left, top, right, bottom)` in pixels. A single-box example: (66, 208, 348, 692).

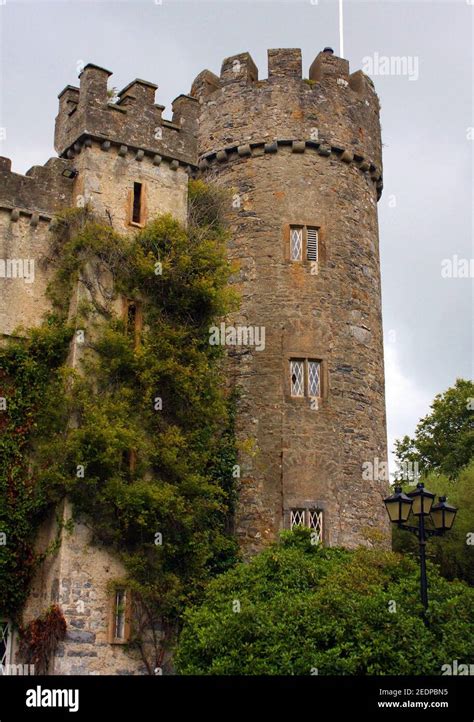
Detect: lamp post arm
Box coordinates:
(397, 523, 444, 538)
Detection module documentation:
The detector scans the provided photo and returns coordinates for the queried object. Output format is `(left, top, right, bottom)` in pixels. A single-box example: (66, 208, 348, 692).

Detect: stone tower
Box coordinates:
(0, 49, 390, 675)
(191, 48, 390, 554)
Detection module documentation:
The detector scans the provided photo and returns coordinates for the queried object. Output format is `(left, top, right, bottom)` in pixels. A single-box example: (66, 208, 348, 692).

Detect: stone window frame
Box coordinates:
(122, 297, 143, 348)
(127, 181, 148, 228)
(108, 587, 132, 645)
(286, 356, 328, 402)
(121, 448, 137, 477)
(283, 220, 326, 269)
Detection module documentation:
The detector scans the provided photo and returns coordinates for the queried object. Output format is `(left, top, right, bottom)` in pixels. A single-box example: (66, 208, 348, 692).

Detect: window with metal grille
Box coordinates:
(290, 359, 322, 398)
(290, 508, 324, 542)
(306, 227, 318, 261)
(308, 361, 321, 398)
(290, 227, 303, 261)
(289, 509, 305, 528)
(114, 589, 127, 640)
(289, 225, 319, 262)
(308, 508, 324, 543)
(290, 360, 304, 397)
(0, 621, 11, 673)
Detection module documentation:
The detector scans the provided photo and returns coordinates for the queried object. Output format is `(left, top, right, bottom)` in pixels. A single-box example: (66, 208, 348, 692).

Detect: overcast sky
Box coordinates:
(0, 0, 472, 472)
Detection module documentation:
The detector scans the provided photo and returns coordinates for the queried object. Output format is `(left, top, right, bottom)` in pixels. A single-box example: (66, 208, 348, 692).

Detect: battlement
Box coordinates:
(191, 48, 376, 97)
(191, 48, 382, 175)
(55, 63, 198, 167)
(0, 155, 75, 221)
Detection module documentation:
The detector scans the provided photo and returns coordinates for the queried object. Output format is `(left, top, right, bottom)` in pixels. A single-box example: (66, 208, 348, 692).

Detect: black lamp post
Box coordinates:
(384, 482, 457, 612)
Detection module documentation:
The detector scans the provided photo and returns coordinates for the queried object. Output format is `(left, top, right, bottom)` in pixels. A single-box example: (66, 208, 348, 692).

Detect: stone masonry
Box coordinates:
(0, 48, 390, 674)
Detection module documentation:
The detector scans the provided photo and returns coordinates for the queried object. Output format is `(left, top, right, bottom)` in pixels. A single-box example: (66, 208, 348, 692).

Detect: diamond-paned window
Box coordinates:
(308, 361, 321, 398)
(289, 225, 320, 262)
(290, 360, 304, 397)
(308, 509, 324, 542)
(290, 227, 303, 261)
(290, 359, 323, 398)
(290, 509, 306, 529)
(289, 509, 324, 543)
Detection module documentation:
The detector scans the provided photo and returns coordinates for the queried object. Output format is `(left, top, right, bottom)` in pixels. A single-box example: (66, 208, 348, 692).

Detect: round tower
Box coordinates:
(191, 48, 390, 555)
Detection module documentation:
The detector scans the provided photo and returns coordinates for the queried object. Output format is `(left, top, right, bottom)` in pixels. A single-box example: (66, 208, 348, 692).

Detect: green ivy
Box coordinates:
(0, 181, 240, 662)
(0, 323, 73, 618)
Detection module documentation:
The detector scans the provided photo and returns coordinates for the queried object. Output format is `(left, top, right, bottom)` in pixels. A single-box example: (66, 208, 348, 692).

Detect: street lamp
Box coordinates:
(383, 482, 458, 613)
(430, 496, 457, 532)
(383, 485, 413, 524)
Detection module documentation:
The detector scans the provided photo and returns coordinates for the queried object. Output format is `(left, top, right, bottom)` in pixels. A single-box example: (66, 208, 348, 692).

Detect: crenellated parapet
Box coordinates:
(191, 48, 382, 197)
(55, 63, 198, 168)
(0, 156, 75, 222)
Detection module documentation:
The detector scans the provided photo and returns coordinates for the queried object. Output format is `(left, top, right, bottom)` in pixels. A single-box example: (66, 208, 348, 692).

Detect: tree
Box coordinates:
(394, 379, 474, 479)
(175, 530, 474, 675)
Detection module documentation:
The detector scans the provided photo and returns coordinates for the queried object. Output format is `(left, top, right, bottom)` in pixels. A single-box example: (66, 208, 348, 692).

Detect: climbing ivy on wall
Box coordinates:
(0, 180, 240, 668)
(0, 323, 73, 619)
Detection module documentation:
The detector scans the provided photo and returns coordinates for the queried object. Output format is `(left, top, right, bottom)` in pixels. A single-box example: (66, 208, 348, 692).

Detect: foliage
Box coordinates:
(393, 464, 474, 586)
(0, 324, 73, 618)
(19, 604, 67, 675)
(394, 379, 474, 479)
(0, 181, 240, 668)
(175, 529, 474, 675)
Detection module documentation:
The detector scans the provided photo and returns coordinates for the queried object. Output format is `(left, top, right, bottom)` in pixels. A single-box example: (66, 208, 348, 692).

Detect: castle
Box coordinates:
(0, 48, 390, 674)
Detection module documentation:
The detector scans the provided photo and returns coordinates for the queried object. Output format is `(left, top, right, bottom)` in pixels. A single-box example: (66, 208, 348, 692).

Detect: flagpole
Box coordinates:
(339, 0, 344, 58)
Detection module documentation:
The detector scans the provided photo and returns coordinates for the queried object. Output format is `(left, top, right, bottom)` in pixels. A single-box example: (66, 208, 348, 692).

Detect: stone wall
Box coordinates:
(71, 141, 189, 230)
(0, 214, 52, 337)
(23, 502, 146, 675)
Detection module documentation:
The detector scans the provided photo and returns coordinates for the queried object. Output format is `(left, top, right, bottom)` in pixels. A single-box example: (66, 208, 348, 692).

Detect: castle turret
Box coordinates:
(53, 63, 197, 230)
(55, 63, 196, 167)
(191, 48, 389, 553)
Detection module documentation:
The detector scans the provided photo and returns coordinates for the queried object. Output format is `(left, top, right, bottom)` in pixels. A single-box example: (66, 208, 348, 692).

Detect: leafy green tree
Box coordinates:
(394, 379, 474, 479)
(175, 529, 474, 675)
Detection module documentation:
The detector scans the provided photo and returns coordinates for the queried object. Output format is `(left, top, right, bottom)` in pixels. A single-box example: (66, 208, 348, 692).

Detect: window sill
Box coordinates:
(288, 395, 323, 402)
